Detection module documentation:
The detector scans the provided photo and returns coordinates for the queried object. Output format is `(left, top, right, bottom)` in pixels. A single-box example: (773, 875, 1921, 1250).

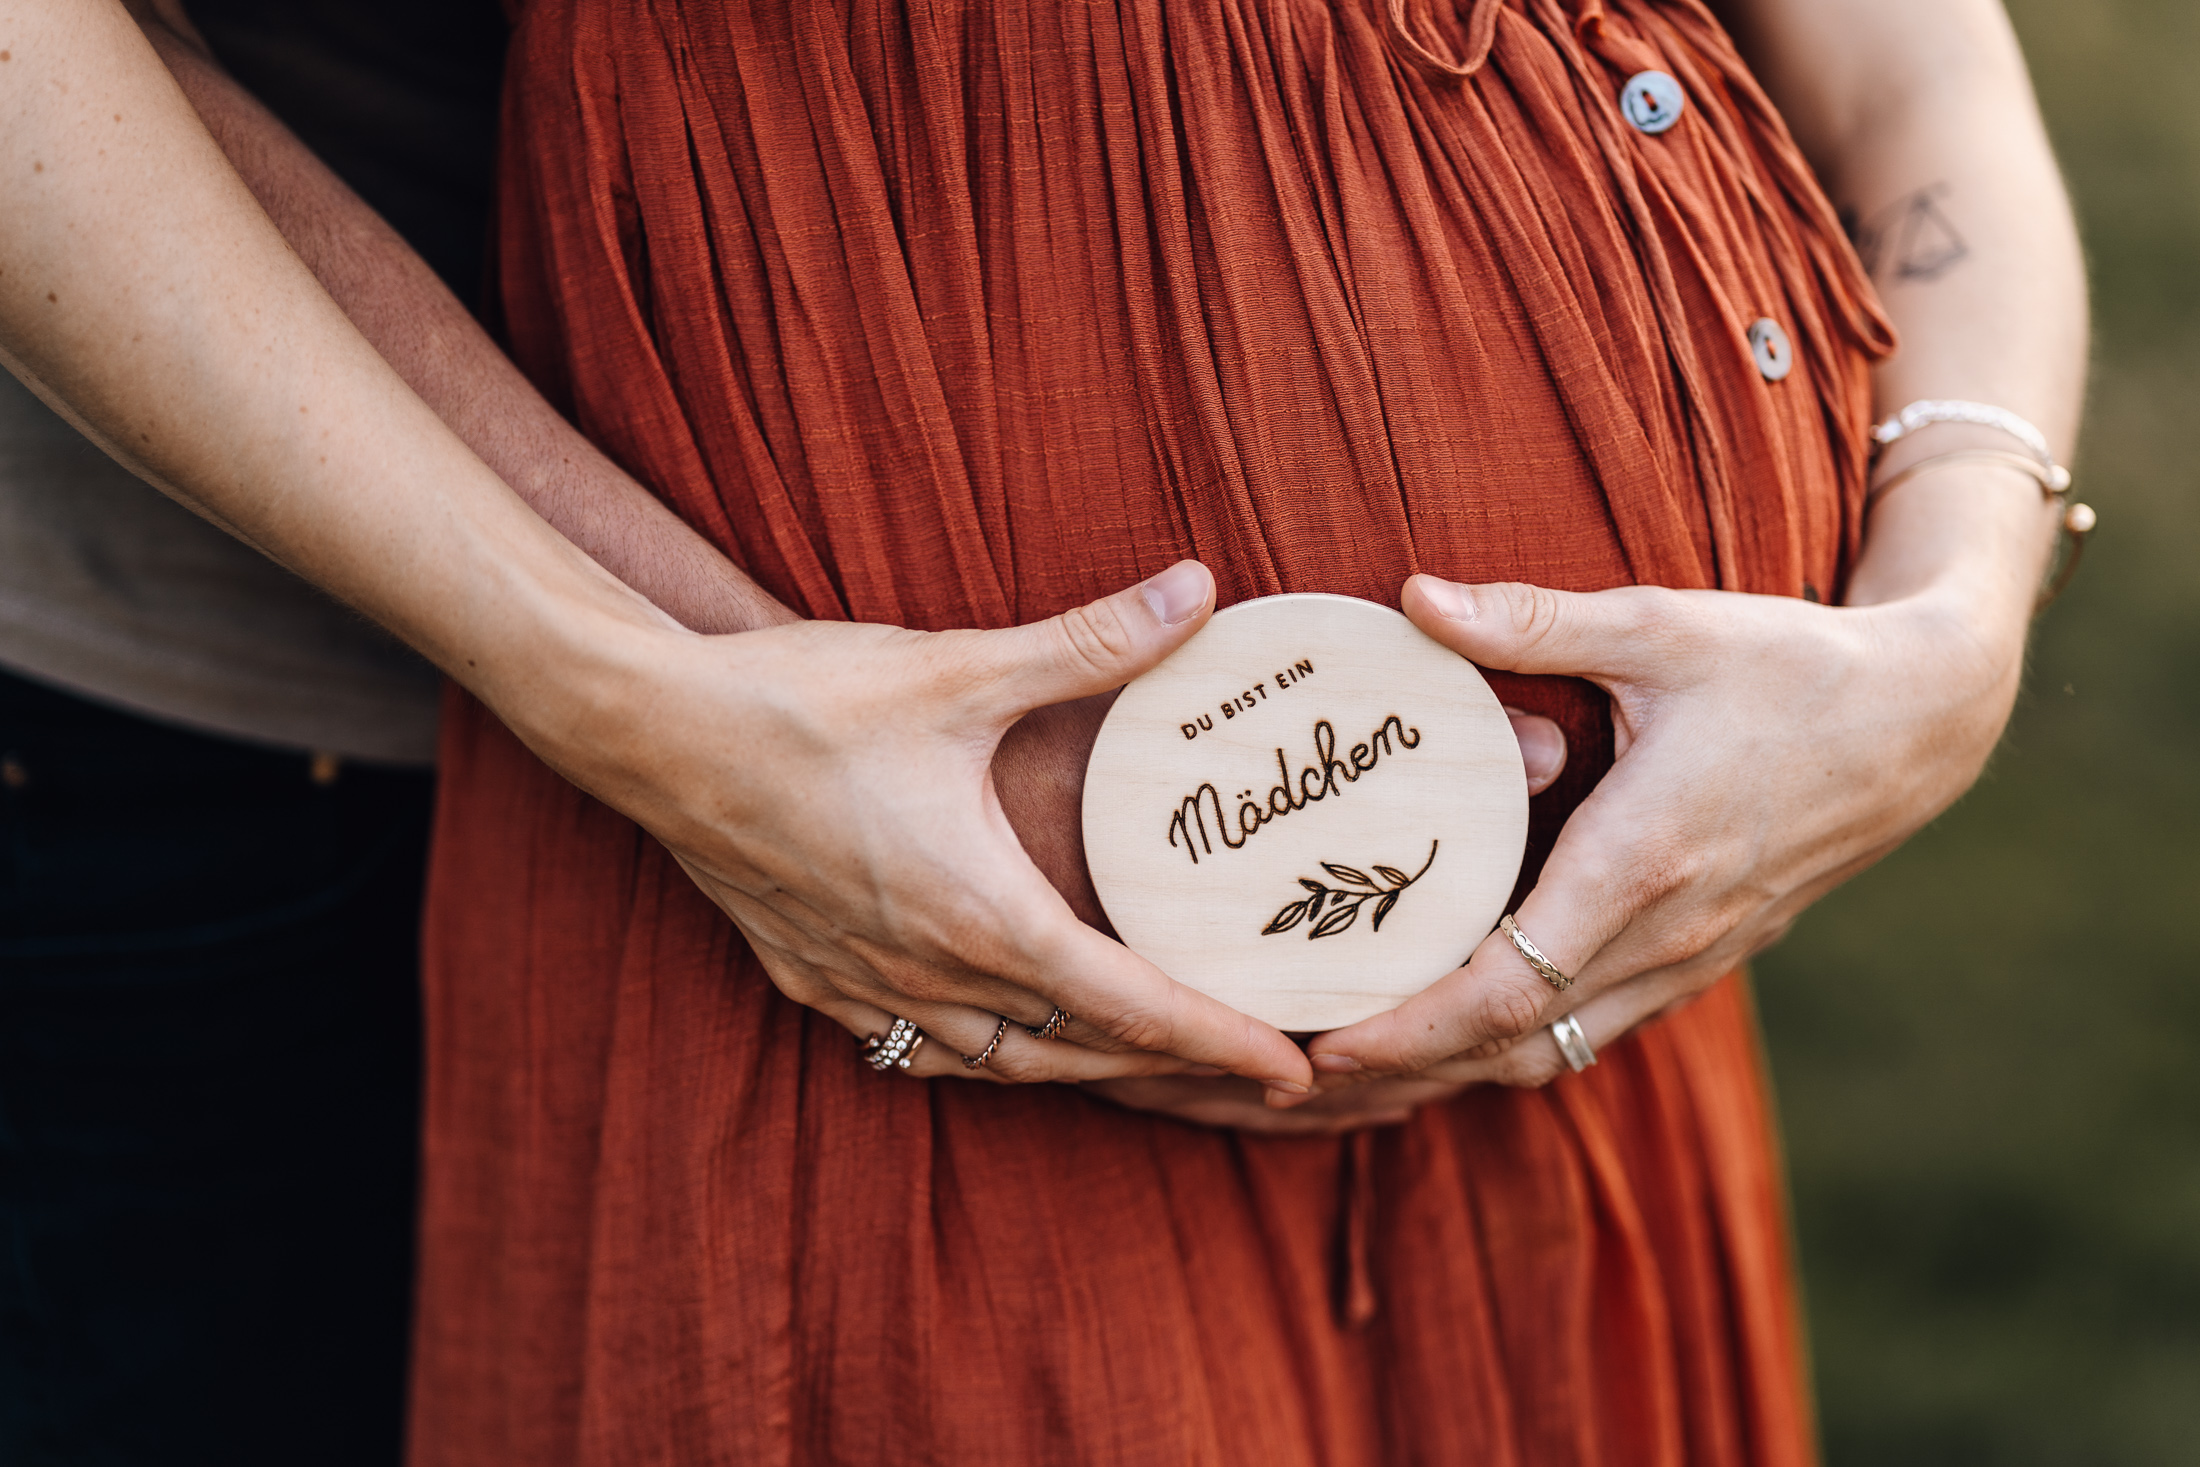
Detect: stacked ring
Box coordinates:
(860, 1017, 926, 1073)
(1499, 914, 1573, 992)
(962, 1016, 1011, 1070)
(1026, 1007, 1071, 1041)
(1550, 1014, 1597, 1073)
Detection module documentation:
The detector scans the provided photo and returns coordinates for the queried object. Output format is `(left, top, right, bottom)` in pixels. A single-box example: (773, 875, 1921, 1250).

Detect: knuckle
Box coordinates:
(1642, 897, 1751, 972)
(1064, 1026, 1138, 1056)
(1627, 585, 1699, 649)
(1618, 837, 1706, 911)
(1069, 985, 1188, 1055)
(1505, 583, 1566, 646)
(884, 901, 1027, 990)
(1500, 1046, 1564, 1089)
(851, 905, 951, 973)
(1051, 600, 1140, 676)
(1105, 1005, 1175, 1055)
(984, 1047, 1050, 1084)
(861, 952, 956, 1007)
(1664, 911, 1738, 969)
(1471, 976, 1552, 1046)
(1629, 583, 1687, 626)
(1077, 994, 1174, 1055)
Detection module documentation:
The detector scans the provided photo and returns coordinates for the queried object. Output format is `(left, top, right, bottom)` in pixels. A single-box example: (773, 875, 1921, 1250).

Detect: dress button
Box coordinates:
(1620, 71, 1686, 134)
(1747, 318, 1794, 381)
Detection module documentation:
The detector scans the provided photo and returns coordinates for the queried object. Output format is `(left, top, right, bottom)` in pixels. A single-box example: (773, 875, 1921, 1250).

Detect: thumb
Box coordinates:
(968, 560, 1215, 716)
(1402, 573, 1670, 681)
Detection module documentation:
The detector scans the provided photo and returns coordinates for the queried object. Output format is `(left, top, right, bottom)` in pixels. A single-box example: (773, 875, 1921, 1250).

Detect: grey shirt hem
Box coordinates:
(0, 594, 439, 766)
(1, 368, 441, 767)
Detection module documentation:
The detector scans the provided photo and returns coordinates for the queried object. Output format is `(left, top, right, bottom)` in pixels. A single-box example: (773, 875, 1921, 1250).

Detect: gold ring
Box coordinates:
(1499, 914, 1573, 992)
(962, 1016, 1011, 1070)
(1025, 1007, 1071, 1041)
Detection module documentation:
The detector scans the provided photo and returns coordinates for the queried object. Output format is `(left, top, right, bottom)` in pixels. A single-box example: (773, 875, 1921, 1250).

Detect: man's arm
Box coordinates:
(123, 0, 793, 636)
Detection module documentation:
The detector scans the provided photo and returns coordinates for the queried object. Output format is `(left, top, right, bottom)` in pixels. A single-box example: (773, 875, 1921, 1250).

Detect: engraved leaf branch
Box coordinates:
(1260, 840, 1438, 940)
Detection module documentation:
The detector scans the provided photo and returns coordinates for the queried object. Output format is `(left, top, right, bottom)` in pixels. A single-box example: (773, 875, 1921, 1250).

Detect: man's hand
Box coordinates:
(991, 692, 1118, 929)
(1082, 1072, 1457, 1134)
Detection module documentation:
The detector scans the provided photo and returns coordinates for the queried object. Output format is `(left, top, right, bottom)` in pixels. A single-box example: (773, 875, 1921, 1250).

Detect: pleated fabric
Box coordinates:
(414, 0, 1893, 1462)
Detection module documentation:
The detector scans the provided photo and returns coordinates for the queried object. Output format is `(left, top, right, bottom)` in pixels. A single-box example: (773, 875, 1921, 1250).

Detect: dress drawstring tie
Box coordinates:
(1335, 1128, 1382, 1328)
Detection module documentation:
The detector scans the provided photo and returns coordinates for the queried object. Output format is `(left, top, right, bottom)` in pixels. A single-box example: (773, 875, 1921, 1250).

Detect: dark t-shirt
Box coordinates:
(190, 0, 510, 300)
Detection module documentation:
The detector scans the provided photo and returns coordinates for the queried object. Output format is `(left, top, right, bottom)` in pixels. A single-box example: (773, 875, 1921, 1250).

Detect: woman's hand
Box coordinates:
(1299, 551, 2041, 1092)
(539, 560, 1315, 1093)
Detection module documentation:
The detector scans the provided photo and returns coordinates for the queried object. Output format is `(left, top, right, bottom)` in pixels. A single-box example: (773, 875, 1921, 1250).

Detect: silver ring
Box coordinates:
(860, 1017, 925, 1073)
(1499, 914, 1573, 992)
(1550, 1014, 1597, 1073)
(1025, 1007, 1071, 1041)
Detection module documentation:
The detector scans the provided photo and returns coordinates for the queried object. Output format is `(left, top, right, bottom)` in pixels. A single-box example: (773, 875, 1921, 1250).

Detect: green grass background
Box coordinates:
(1754, 2, 2200, 1460)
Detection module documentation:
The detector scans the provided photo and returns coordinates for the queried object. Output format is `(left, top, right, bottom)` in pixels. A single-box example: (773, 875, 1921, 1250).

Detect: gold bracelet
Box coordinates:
(1864, 448, 2096, 610)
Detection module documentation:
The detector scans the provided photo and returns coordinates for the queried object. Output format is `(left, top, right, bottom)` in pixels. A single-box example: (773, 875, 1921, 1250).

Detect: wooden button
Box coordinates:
(1082, 593, 1529, 1031)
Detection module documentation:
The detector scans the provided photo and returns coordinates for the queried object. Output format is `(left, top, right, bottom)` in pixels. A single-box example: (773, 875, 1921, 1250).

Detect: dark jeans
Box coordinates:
(0, 668, 431, 1466)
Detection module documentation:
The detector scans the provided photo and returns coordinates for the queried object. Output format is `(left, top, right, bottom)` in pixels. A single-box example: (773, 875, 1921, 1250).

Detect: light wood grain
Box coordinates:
(1083, 594, 1528, 1031)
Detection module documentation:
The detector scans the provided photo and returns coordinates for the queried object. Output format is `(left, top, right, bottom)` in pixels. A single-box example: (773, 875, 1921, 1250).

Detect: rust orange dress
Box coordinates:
(415, 0, 1892, 1461)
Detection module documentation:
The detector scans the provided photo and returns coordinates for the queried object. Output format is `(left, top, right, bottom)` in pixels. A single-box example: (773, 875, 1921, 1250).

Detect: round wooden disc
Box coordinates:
(1082, 593, 1529, 1032)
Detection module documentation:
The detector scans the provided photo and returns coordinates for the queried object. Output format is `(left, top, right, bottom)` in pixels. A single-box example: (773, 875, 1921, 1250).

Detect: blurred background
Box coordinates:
(1755, 1, 2200, 1460)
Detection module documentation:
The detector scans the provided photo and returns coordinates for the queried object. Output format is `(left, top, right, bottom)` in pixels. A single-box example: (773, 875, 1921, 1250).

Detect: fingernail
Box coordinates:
(1264, 1079, 1310, 1096)
(1512, 716, 1566, 786)
(1140, 561, 1210, 626)
(1421, 577, 1476, 621)
(1311, 1054, 1362, 1073)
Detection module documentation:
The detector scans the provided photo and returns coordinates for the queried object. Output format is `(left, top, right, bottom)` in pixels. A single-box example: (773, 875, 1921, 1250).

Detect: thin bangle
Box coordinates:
(1866, 447, 2062, 512)
(1864, 448, 2097, 610)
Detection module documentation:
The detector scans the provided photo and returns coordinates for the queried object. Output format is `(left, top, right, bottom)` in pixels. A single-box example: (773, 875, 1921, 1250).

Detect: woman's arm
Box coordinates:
(124, 0, 1392, 940)
(0, 0, 1316, 1094)
(1293, 0, 2084, 1095)
(1733, 0, 2086, 608)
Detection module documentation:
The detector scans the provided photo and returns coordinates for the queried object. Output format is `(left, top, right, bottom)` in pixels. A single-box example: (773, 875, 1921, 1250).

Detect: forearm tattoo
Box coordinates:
(1840, 182, 1970, 284)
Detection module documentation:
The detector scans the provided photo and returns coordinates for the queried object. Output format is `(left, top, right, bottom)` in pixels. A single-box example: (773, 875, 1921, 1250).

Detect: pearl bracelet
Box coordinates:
(1867, 400, 2094, 609)
(1871, 399, 2071, 491)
